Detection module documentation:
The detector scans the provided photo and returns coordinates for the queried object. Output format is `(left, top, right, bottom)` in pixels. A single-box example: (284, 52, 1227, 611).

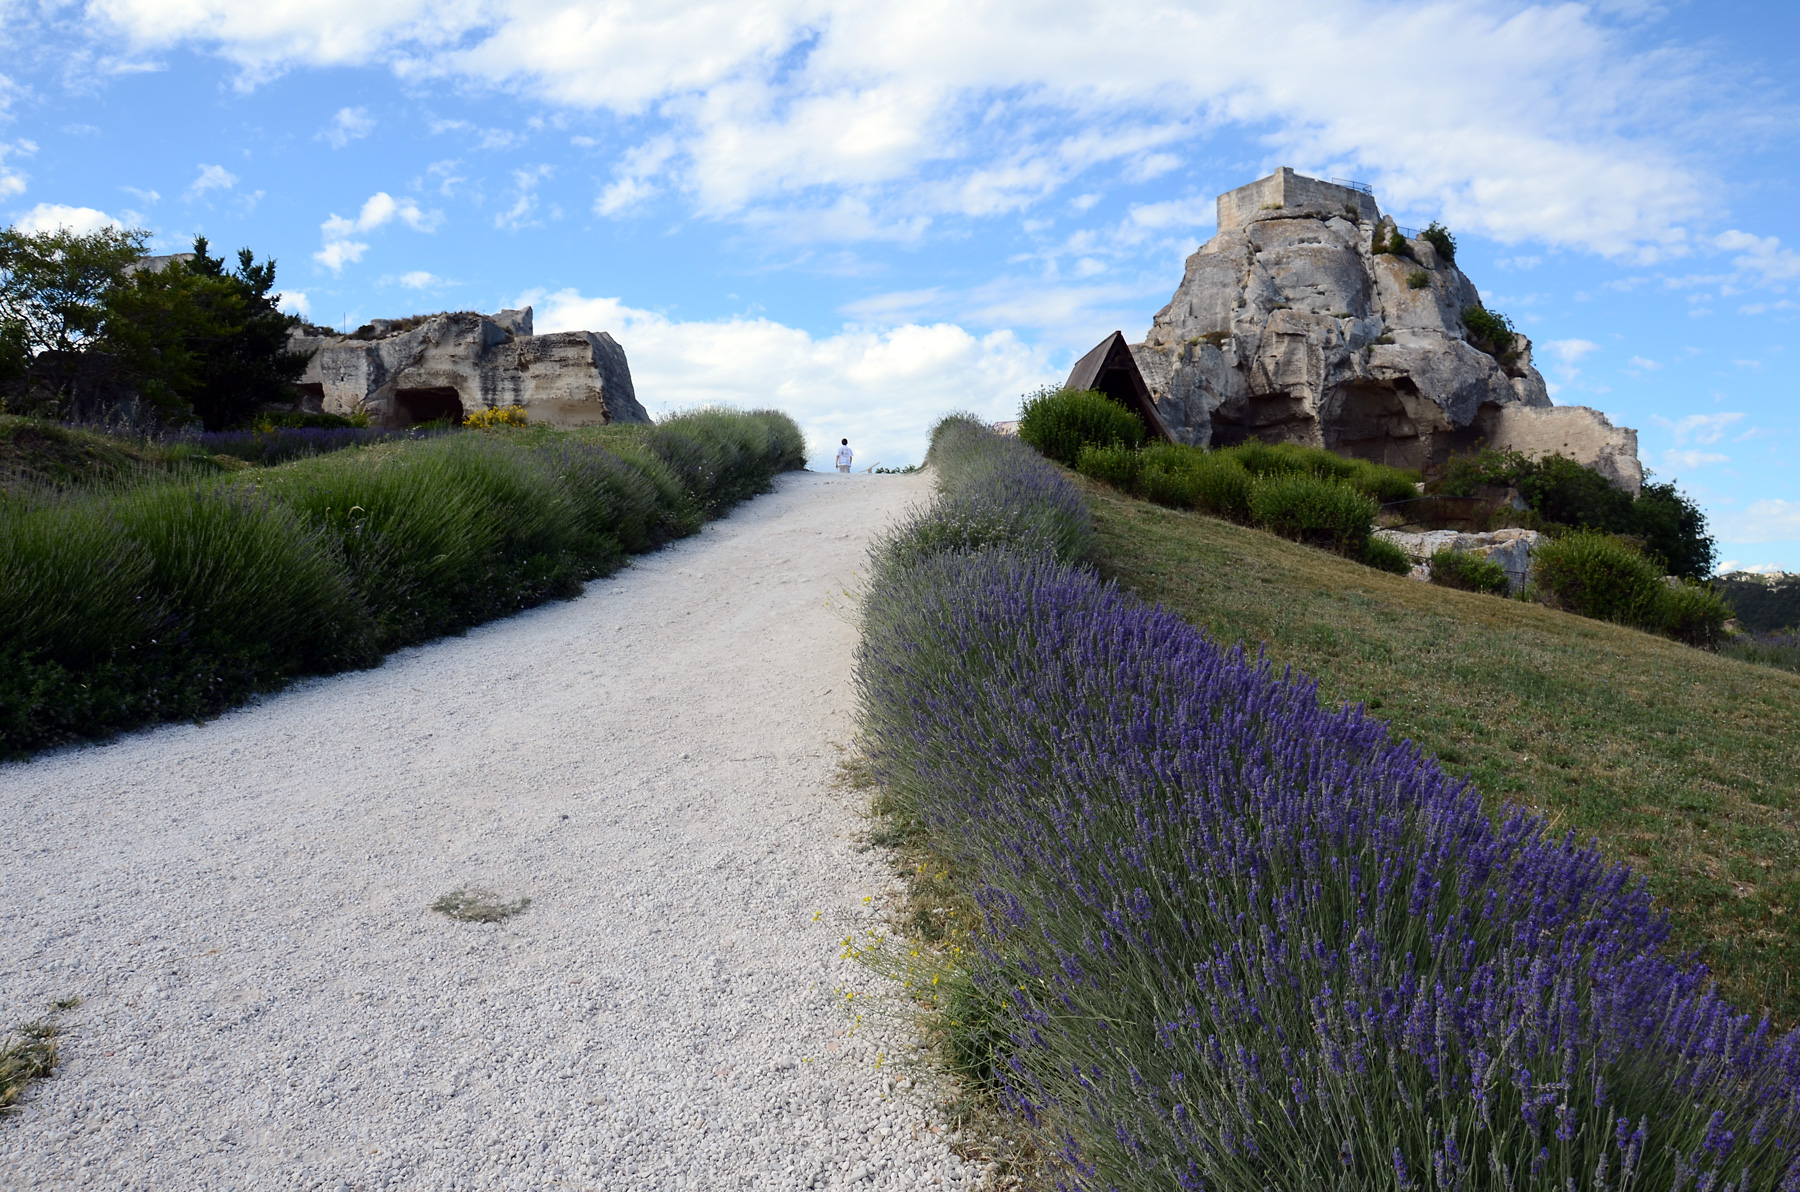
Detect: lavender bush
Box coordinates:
(859, 422, 1800, 1191)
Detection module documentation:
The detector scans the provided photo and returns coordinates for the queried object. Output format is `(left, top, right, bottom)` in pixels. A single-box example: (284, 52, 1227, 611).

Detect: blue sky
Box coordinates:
(2, 0, 1797, 569)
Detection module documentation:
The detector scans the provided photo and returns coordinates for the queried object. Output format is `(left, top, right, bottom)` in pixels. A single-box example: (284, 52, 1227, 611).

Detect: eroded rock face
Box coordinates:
(1131, 169, 1639, 491)
(288, 307, 649, 428)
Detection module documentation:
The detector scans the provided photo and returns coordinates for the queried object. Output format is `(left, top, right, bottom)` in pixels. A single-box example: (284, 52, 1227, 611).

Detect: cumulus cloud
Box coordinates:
(185, 163, 237, 200)
(1713, 229, 1800, 283)
(398, 270, 441, 288)
(79, 0, 1745, 259)
(315, 191, 441, 272)
(527, 287, 1055, 468)
(1542, 338, 1599, 365)
(14, 202, 123, 234)
(320, 106, 375, 148)
(276, 290, 310, 316)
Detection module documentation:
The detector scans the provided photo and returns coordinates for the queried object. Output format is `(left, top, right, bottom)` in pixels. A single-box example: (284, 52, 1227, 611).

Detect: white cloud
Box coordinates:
(526, 287, 1054, 468)
(80, 0, 1740, 258)
(595, 137, 676, 216)
(276, 290, 310, 316)
(0, 139, 36, 200)
(314, 190, 441, 272)
(398, 270, 440, 288)
(13, 202, 123, 234)
(1651, 411, 1746, 445)
(1740, 299, 1798, 316)
(185, 163, 238, 200)
(1624, 354, 1660, 373)
(495, 165, 552, 230)
(1715, 500, 1800, 545)
(1713, 229, 1800, 283)
(320, 106, 375, 148)
(1542, 338, 1599, 365)
(1664, 449, 1727, 469)
(122, 185, 160, 203)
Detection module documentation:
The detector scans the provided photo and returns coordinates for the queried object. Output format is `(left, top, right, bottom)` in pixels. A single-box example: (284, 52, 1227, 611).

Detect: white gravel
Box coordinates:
(0, 470, 982, 1191)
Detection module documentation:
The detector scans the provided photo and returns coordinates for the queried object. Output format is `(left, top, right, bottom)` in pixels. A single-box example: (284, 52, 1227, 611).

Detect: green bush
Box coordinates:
(1429, 548, 1510, 595)
(1073, 442, 1139, 489)
(1131, 442, 1254, 520)
(1247, 472, 1376, 553)
(1016, 386, 1144, 466)
(0, 409, 805, 756)
(1461, 304, 1517, 356)
(1657, 580, 1733, 648)
(1531, 530, 1664, 626)
(1432, 450, 1716, 580)
(1362, 535, 1414, 574)
(1406, 269, 1431, 289)
(1221, 440, 1418, 502)
(1420, 220, 1456, 263)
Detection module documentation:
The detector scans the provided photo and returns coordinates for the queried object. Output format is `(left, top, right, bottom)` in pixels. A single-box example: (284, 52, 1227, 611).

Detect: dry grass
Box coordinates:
(1083, 475, 1800, 1021)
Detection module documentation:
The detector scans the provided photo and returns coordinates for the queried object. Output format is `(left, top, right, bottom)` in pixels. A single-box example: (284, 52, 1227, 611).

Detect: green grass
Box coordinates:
(0, 414, 237, 491)
(1, 408, 806, 757)
(1083, 475, 1800, 1022)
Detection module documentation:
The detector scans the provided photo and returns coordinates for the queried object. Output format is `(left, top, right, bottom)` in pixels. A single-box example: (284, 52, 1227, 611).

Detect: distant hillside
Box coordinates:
(1715, 573, 1800, 633)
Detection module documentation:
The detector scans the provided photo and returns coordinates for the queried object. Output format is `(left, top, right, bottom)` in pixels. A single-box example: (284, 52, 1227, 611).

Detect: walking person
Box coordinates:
(835, 438, 853, 473)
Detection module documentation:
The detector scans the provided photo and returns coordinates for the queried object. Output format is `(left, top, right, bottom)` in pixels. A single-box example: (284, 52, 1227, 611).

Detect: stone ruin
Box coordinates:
(287, 306, 649, 429)
(1124, 168, 1642, 492)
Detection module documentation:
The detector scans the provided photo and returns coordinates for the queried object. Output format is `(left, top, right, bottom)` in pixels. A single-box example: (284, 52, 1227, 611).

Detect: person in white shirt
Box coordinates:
(835, 439, 853, 473)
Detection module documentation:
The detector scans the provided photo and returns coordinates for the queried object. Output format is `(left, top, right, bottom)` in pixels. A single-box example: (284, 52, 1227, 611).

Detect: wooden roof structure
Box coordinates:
(1064, 331, 1174, 441)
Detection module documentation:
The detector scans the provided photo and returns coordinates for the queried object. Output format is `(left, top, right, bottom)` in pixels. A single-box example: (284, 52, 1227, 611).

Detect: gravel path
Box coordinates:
(0, 470, 978, 1191)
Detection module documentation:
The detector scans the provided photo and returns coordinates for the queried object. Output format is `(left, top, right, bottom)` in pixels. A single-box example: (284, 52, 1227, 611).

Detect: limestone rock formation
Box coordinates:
(1130, 169, 1641, 492)
(1375, 527, 1543, 594)
(288, 307, 649, 429)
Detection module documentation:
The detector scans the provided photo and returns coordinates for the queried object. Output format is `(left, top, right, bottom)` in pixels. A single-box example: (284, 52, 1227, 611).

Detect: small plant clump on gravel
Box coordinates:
(1, 997, 78, 1114)
(431, 888, 533, 923)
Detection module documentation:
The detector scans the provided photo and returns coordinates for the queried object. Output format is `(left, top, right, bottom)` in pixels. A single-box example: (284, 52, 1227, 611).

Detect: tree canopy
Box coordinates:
(0, 226, 308, 429)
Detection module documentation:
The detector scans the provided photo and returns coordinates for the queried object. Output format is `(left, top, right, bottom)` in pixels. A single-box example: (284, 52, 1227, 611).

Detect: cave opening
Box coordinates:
(394, 386, 466, 427)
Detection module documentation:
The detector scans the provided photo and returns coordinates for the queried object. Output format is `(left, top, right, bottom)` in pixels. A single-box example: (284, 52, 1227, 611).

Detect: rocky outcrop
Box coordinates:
(1375, 527, 1543, 594)
(1131, 169, 1641, 492)
(288, 307, 648, 429)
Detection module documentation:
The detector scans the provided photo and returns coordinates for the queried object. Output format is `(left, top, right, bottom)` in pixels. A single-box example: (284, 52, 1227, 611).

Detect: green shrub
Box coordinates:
(1428, 548, 1509, 595)
(1406, 269, 1431, 289)
(1017, 386, 1144, 466)
(1531, 530, 1664, 626)
(1247, 472, 1376, 553)
(0, 409, 804, 756)
(1221, 440, 1418, 502)
(1362, 535, 1414, 574)
(1420, 220, 1456, 263)
(1133, 442, 1254, 520)
(1074, 442, 1139, 489)
(1461, 304, 1517, 356)
(1657, 580, 1733, 648)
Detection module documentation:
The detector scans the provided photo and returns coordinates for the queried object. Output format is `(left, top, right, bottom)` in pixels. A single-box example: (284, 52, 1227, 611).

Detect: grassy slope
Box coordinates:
(0, 415, 239, 490)
(1083, 475, 1800, 1021)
